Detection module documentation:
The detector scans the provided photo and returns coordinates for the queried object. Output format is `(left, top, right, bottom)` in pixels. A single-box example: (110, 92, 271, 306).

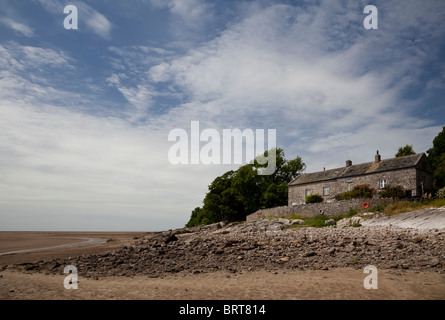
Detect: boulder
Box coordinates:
(290, 219, 305, 225)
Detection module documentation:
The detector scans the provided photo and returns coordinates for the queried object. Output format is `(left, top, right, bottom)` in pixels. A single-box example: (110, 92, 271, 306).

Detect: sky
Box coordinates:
(0, 0, 444, 231)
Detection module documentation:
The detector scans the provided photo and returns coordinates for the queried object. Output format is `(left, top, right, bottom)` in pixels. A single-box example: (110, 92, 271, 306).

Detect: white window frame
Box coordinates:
(379, 179, 387, 189)
(323, 187, 329, 196)
(305, 189, 312, 197)
(348, 184, 354, 191)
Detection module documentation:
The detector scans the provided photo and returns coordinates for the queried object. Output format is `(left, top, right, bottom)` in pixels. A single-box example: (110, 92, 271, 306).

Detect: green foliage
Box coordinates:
(186, 148, 305, 227)
(379, 185, 406, 198)
(369, 204, 386, 212)
(432, 154, 445, 190)
(437, 187, 445, 199)
(427, 127, 445, 189)
(347, 207, 358, 217)
(305, 193, 323, 203)
(395, 144, 416, 157)
(335, 184, 375, 200)
(302, 215, 328, 227)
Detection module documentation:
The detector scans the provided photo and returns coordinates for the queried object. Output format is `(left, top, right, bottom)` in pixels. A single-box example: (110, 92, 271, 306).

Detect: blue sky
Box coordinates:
(0, 0, 444, 231)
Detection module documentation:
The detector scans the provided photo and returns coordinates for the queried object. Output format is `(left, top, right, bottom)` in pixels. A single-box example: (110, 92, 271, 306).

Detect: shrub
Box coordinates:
(303, 214, 327, 227)
(335, 185, 375, 200)
(305, 193, 324, 204)
(347, 207, 358, 217)
(369, 203, 386, 212)
(379, 185, 405, 198)
(437, 187, 445, 199)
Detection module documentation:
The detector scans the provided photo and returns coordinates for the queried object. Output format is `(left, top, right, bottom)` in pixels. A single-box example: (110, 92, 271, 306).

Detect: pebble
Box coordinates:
(32, 219, 444, 277)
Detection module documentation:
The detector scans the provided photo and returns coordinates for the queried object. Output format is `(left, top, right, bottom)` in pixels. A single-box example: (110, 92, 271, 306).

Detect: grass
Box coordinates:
(383, 198, 445, 216)
(279, 198, 445, 229)
(15, 262, 39, 271)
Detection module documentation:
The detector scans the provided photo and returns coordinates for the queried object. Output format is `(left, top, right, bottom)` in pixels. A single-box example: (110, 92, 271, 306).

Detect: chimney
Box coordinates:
(375, 150, 381, 163)
(346, 160, 352, 167)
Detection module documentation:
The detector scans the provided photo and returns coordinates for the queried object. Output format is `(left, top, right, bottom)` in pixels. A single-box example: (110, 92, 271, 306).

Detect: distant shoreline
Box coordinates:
(0, 237, 108, 256)
(0, 231, 147, 266)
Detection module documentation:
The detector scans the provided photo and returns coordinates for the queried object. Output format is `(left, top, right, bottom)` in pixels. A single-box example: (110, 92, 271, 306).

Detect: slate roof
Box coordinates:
(288, 153, 426, 186)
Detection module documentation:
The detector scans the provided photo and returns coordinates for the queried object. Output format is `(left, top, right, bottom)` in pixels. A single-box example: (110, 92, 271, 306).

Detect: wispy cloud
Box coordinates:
(145, 1, 444, 170)
(78, 2, 112, 40)
(1, 0, 444, 231)
(0, 17, 34, 37)
(148, 0, 213, 42)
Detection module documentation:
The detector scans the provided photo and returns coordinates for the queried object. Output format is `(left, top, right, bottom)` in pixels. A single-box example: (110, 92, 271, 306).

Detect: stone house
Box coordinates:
(288, 151, 433, 206)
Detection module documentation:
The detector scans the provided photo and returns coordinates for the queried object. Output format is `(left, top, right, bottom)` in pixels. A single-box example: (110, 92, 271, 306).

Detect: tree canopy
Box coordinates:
(186, 148, 305, 227)
(427, 127, 445, 189)
(395, 144, 416, 157)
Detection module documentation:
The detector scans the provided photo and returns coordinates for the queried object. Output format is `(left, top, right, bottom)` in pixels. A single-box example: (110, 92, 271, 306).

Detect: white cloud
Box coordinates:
(0, 17, 34, 37)
(148, 0, 212, 40)
(146, 1, 444, 170)
(0, 100, 217, 230)
(79, 4, 112, 40)
(1, 0, 444, 231)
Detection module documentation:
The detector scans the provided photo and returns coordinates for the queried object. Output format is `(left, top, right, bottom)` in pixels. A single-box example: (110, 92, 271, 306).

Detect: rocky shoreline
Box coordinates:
(30, 216, 444, 279)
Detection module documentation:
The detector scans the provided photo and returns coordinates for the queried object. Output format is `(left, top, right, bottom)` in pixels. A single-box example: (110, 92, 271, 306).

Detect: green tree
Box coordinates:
(395, 144, 416, 157)
(433, 153, 445, 190)
(427, 127, 445, 189)
(186, 148, 305, 227)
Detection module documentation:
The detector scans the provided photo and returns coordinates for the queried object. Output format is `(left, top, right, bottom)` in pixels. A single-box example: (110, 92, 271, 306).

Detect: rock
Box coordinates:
(277, 218, 291, 225)
(325, 219, 336, 225)
(430, 257, 440, 267)
(290, 219, 305, 225)
(32, 215, 445, 277)
(304, 251, 317, 257)
(164, 234, 178, 244)
(337, 217, 363, 228)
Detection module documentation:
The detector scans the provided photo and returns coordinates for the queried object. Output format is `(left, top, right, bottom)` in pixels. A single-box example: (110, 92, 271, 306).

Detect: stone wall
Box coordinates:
(246, 198, 394, 223)
(288, 168, 418, 206)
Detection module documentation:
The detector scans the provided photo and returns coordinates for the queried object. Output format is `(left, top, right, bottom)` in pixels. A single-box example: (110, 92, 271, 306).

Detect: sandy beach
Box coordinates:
(1, 267, 444, 300)
(0, 222, 444, 300)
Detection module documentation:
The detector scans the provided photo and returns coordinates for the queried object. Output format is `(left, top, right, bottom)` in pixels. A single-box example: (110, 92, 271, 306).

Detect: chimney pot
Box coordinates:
(375, 150, 381, 163)
(346, 160, 352, 167)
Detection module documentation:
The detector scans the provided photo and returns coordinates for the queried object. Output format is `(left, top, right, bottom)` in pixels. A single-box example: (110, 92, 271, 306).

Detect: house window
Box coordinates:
(305, 189, 312, 197)
(348, 184, 354, 191)
(379, 179, 387, 189)
(323, 187, 329, 196)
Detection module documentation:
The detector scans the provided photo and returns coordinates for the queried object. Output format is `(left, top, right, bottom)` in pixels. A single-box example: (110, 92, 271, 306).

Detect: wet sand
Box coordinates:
(0, 231, 147, 266)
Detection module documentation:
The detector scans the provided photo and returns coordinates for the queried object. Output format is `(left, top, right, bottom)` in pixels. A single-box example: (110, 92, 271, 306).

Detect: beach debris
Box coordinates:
(28, 214, 444, 278)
